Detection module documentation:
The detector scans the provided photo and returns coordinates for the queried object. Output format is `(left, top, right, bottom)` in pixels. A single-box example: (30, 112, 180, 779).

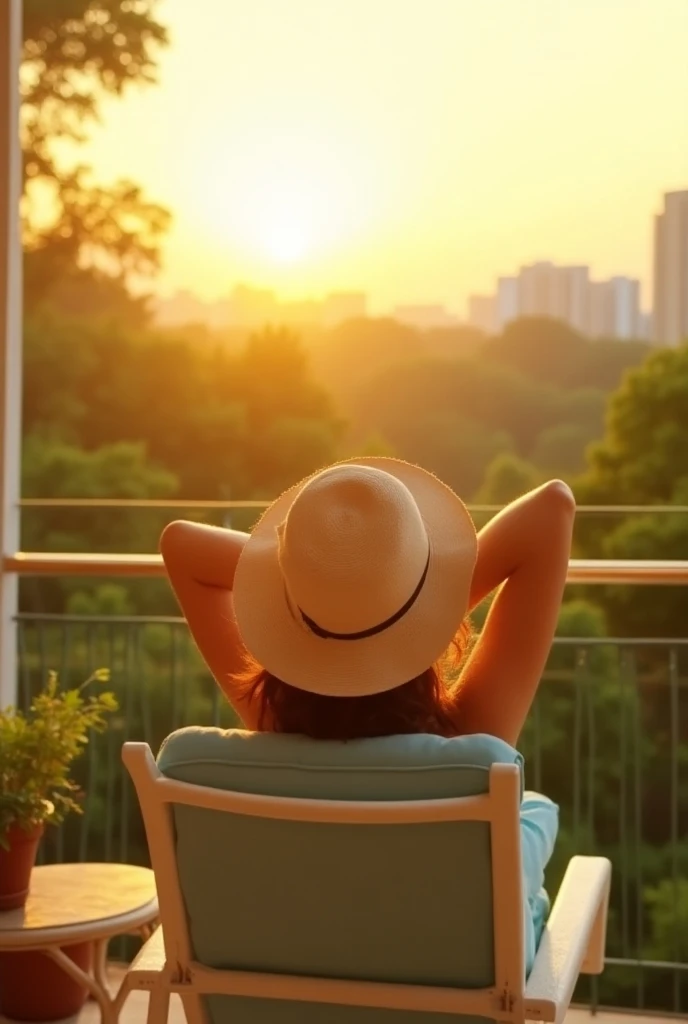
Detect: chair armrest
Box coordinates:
(129, 925, 167, 979)
(524, 855, 611, 1024)
(115, 925, 167, 1002)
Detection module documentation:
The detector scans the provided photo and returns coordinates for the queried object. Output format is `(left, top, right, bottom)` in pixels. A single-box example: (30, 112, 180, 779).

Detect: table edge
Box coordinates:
(0, 897, 159, 950)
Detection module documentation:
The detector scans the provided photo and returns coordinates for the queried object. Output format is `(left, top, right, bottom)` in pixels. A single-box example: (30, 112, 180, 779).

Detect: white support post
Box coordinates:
(0, 0, 23, 707)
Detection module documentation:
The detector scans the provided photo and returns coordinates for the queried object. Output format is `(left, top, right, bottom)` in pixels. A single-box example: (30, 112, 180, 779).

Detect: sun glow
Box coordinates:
(246, 183, 322, 266)
(196, 132, 376, 277)
(86, 0, 688, 304)
(259, 216, 310, 266)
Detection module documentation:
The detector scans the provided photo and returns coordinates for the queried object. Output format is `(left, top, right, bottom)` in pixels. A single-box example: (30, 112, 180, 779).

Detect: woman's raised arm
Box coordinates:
(160, 521, 258, 725)
(455, 480, 575, 746)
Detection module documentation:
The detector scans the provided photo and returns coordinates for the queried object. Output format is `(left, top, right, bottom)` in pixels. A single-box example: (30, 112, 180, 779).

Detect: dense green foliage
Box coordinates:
(577, 345, 688, 637)
(308, 316, 638, 499)
(21, 307, 651, 594)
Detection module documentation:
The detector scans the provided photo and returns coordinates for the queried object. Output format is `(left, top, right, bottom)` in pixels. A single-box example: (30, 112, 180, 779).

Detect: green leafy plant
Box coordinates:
(0, 670, 118, 849)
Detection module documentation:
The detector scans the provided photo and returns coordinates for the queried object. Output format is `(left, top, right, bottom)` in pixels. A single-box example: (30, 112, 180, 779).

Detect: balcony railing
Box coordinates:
(5, 553, 688, 584)
(4, 556, 688, 1016)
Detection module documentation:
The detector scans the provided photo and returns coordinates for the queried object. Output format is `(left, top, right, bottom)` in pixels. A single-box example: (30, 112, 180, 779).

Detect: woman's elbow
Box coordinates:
(541, 479, 576, 518)
(159, 520, 189, 557)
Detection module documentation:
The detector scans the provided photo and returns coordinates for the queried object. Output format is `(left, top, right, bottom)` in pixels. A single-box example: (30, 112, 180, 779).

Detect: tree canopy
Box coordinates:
(474, 453, 540, 505)
(22, 0, 167, 177)
(578, 344, 688, 636)
(482, 316, 650, 390)
(22, 0, 169, 316)
(583, 345, 688, 504)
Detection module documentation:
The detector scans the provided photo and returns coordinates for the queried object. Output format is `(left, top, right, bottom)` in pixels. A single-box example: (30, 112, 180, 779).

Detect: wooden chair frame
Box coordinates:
(120, 741, 611, 1024)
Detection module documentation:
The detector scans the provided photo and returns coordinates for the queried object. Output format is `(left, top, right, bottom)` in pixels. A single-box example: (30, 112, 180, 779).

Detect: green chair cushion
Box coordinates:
(157, 728, 524, 1024)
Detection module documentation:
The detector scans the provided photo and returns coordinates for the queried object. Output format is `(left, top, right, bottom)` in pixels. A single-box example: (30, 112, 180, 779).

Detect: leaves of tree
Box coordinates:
(22, 0, 168, 178)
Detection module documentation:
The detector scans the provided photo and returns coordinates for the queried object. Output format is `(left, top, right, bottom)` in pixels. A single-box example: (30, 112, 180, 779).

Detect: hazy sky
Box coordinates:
(78, 0, 688, 314)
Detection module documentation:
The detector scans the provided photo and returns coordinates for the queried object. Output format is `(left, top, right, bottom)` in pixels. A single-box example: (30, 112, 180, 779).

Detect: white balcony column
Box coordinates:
(0, 0, 23, 707)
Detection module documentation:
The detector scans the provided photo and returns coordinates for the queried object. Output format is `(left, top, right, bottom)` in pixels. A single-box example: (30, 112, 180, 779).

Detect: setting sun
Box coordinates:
(234, 176, 325, 267)
(194, 130, 376, 278)
(257, 209, 311, 266)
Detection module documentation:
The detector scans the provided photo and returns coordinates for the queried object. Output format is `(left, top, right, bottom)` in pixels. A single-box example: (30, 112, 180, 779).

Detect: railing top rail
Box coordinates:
(15, 498, 688, 514)
(3, 553, 688, 585)
(19, 498, 272, 509)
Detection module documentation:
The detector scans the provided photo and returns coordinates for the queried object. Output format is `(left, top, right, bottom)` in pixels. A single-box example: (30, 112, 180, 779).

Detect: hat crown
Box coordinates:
(279, 465, 429, 635)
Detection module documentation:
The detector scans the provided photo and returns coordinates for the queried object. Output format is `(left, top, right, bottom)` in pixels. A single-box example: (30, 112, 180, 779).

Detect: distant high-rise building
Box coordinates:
(587, 280, 616, 338)
(394, 305, 459, 330)
(609, 276, 641, 339)
(231, 284, 278, 328)
(587, 277, 641, 339)
(518, 262, 559, 318)
(496, 276, 519, 330)
(517, 263, 590, 332)
(558, 266, 590, 334)
(281, 300, 322, 326)
(637, 311, 652, 341)
(153, 290, 234, 329)
(653, 190, 688, 346)
(467, 295, 497, 334)
(481, 261, 644, 340)
(323, 292, 367, 327)
(151, 286, 367, 332)
(153, 290, 207, 327)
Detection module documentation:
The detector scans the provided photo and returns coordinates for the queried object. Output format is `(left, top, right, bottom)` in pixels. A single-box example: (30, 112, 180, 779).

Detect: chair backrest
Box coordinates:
(124, 728, 526, 1024)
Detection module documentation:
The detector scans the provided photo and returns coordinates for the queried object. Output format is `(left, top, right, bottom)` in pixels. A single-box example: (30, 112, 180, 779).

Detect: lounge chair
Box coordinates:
(120, 729, 611, 1024)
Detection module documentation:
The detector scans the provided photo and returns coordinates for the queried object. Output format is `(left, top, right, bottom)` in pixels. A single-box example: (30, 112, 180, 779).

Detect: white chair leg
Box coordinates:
(181, 991, 207, 1024)
(147, 983, 171, 1024)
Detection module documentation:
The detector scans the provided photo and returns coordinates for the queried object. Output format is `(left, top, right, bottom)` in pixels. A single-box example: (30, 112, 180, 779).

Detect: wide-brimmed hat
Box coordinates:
(232, 457, 477, 697)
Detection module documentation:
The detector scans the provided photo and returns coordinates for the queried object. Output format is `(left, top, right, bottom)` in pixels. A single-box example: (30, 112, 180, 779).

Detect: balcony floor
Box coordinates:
(0, 964, 668, 1024)
(107, 994, 671, 1024)
(105, 996, 668, 1024)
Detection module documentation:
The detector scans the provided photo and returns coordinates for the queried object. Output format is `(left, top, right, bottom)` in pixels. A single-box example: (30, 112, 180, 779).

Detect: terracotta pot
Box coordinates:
(0, 942, 93, 1021)
(0, 822, 43, 911)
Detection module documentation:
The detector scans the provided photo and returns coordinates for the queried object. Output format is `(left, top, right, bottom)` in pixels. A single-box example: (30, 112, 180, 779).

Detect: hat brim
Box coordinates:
(232, 457, 477, 697)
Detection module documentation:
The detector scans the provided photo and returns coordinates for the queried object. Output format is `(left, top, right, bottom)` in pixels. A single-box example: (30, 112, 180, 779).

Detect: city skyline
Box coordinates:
(466, 261, 648, 340)
(153, 259, 645, 336)
(154, 186, 682, 341)
(72, 0, 688, 312)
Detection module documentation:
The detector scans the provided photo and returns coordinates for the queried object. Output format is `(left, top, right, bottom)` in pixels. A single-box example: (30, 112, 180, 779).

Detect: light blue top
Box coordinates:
(520, 791, 559, 970)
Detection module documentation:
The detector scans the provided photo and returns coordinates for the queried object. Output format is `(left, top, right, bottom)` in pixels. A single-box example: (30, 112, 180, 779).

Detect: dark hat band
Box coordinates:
(299, 551, 431, 642)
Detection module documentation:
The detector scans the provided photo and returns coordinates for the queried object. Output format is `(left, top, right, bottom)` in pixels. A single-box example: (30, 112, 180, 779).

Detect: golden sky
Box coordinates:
(79, 0, 688, 314)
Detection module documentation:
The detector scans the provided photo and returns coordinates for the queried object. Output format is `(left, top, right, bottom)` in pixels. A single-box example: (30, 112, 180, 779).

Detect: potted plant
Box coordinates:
(0, 669, 118, 1021)
(0, 668, 117, 910)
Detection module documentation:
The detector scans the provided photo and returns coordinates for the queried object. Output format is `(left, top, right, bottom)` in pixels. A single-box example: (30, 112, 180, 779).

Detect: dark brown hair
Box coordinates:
(237, 620, 473, 741)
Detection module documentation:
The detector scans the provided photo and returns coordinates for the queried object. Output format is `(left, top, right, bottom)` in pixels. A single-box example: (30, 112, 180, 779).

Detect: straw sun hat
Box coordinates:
(233, 457, 477, 697)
